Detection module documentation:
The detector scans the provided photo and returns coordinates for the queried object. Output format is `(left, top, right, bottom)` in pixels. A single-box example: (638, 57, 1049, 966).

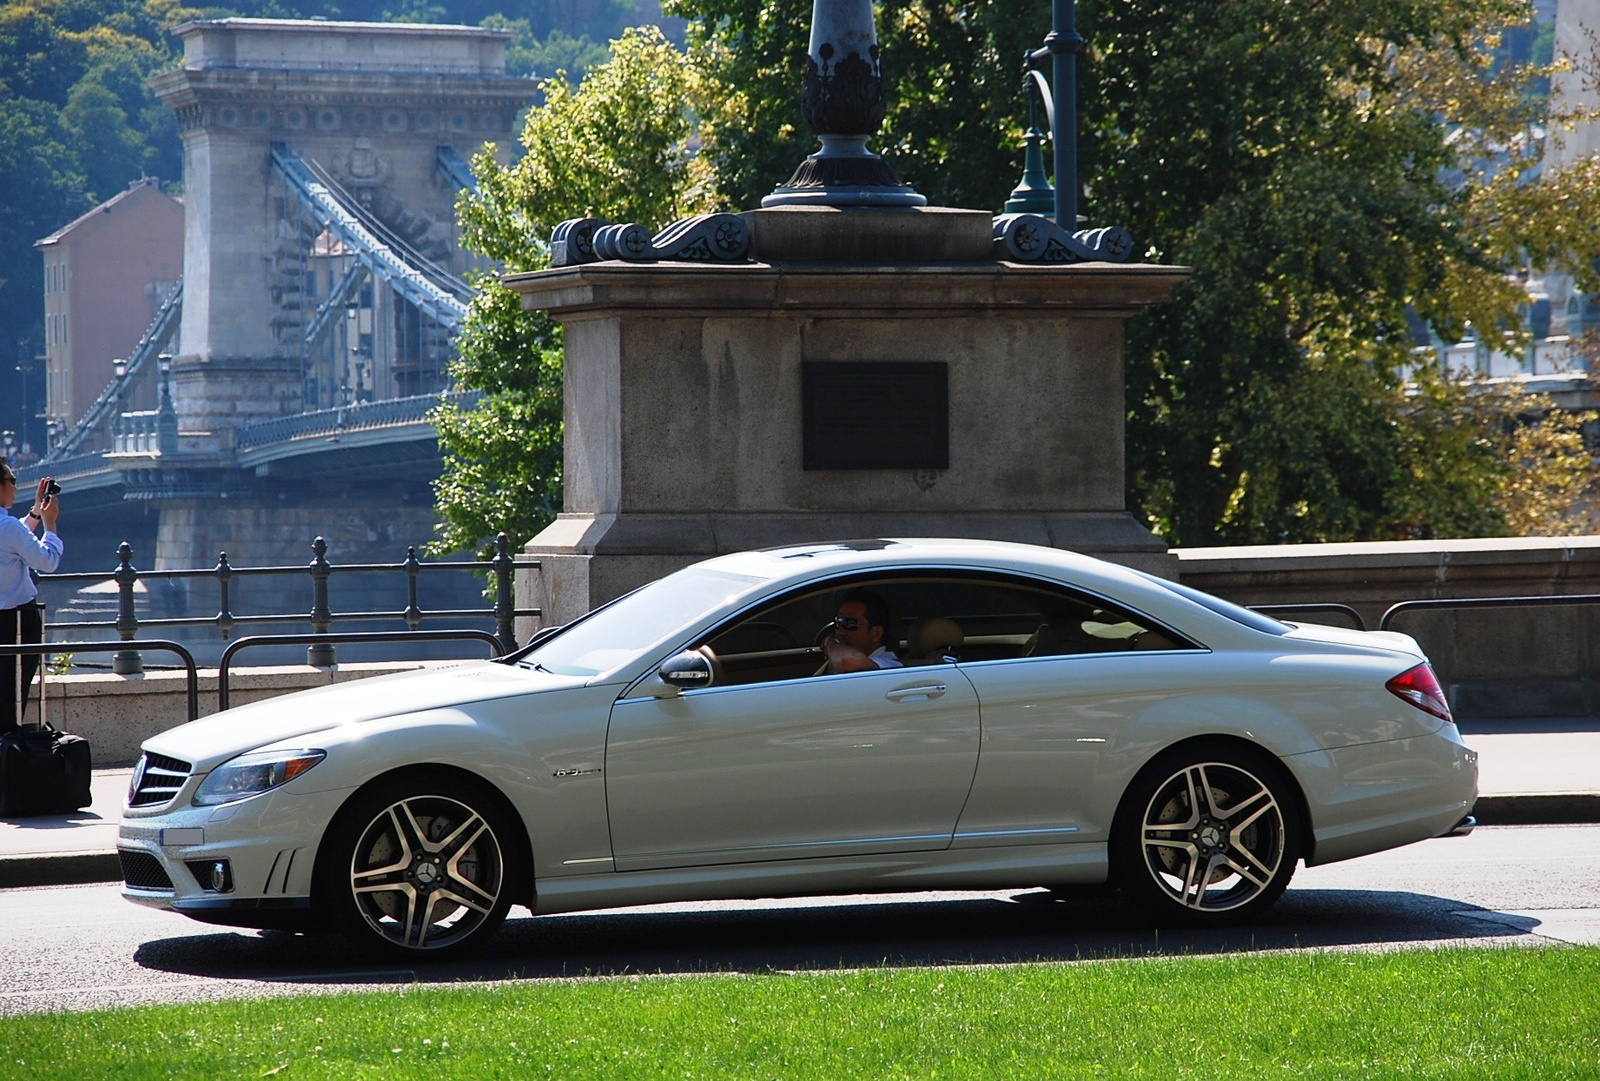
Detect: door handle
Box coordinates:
(886, 683, 947, 702)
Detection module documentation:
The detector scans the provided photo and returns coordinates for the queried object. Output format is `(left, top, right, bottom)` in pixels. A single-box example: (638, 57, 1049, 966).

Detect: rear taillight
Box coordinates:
(1386, 663, 1452, 722)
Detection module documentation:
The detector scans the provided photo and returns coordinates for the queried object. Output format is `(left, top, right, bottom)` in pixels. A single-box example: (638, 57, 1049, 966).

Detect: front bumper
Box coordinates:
(117, 784, 347, 929)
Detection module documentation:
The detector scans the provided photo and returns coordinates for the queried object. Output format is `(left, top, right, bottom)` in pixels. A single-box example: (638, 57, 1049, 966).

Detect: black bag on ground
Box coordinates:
(2, 600, 93, 817)
(0, 723, 93, 816)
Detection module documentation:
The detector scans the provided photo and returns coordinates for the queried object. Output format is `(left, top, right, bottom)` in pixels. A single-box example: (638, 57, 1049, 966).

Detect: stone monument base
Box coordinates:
(507, 206, 1189, 630)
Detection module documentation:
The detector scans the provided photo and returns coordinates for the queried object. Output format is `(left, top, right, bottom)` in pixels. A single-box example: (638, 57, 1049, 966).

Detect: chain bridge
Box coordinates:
(18, 18, 536, 576)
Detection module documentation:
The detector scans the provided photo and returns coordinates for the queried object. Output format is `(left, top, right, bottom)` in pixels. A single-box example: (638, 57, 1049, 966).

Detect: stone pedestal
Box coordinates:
(505, 206, 1189, 627)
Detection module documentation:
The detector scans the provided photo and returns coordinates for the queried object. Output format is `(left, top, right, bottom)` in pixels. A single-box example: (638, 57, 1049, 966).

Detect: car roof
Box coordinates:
(702, 537, 1168, 602)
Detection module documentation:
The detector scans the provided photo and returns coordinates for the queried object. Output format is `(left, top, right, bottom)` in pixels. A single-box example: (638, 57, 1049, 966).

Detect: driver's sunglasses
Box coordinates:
(832, 615, 863, 631)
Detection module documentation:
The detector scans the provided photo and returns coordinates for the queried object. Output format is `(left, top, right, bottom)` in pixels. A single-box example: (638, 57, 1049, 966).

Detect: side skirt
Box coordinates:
(531, 842, 1107, 917)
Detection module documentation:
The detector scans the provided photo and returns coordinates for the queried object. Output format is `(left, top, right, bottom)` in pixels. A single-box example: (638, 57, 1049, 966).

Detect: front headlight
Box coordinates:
(193, 749, 326, 807)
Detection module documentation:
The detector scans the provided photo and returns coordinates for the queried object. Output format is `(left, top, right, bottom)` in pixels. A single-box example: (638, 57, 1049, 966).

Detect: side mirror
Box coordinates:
(527, 624, 564, 646)
(656, 649, 713, 693)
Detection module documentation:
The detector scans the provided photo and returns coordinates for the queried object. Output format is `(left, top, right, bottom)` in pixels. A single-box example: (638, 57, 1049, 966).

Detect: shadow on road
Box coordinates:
(131, 885, 1532, 986)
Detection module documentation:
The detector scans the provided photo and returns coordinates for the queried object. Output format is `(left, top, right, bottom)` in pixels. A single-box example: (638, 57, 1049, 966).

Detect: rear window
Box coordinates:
(1133, 572, 1291, 636)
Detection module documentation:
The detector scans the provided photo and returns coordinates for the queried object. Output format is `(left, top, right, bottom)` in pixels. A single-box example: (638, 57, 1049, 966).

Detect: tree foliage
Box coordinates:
(1079, 0, 1600, 543)
(432, 26, 718, 557)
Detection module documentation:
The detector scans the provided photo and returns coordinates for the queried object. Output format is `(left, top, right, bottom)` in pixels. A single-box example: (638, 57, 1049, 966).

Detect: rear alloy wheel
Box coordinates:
(324, 778, 517, 958)
(1114, 747, 1301, 923)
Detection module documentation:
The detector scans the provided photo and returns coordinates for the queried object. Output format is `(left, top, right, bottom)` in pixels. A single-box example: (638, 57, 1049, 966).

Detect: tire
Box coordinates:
(1111, 743, 1302, 924)
(319, 774, 519, 959)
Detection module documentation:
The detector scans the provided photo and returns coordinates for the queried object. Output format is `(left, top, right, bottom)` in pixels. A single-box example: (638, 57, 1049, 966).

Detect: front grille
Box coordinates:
(119, 849, 173, 890)
(129, 752, 192, 807)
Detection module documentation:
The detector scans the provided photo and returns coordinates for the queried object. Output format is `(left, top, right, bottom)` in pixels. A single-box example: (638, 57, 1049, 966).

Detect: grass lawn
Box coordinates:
(7, 945, 1598, 1079)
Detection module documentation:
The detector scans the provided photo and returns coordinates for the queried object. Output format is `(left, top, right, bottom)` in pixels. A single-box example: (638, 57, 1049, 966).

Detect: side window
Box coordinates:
(1020, 593, 1180, 657)
(696, 573, 1198, 689)
(702, 590, 838, 687)
(873, 577, 1198, 662)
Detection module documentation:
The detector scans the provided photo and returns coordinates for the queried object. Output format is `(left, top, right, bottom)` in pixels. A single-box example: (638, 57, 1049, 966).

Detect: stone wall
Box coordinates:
(1176, 536, 1600, 719)
(31, 661, 438, 766)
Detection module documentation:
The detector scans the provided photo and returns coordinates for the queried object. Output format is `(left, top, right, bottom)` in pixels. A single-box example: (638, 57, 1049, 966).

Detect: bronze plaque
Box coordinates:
(802, 361, 949, 470)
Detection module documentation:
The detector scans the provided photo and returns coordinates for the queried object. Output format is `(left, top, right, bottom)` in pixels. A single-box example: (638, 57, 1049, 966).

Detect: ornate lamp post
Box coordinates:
(1027, 0, 1085, 227)
(157, 352, 178, 455)
(762, 0, 925, 208)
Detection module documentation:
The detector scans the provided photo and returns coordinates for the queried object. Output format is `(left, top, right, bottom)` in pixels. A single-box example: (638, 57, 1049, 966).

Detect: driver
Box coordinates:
(821, 588, 903, 673)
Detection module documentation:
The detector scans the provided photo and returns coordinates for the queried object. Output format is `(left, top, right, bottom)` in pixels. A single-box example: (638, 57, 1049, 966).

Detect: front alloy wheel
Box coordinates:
(1115, 747, 1301, 923)
(324, 779, 517, 958)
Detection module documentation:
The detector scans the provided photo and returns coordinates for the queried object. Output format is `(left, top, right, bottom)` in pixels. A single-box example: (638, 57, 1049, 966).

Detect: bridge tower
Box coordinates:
(150, 18, 533, 445)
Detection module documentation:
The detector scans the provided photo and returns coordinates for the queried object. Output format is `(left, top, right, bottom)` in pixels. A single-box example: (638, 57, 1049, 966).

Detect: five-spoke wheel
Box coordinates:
(1113, 744, 1302, 923)
(321, 776, 518, 958)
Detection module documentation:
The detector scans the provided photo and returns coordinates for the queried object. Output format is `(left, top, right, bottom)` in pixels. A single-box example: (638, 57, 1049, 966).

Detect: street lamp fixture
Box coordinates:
(112, 357, 127, 380)
(762, 0, 925, 208)
(1026, 0, 1086, 228)
(156, 352, 178, 455)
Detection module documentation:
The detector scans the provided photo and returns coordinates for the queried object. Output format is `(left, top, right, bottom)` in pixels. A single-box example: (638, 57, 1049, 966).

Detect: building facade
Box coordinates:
(34, 179, 184, 434)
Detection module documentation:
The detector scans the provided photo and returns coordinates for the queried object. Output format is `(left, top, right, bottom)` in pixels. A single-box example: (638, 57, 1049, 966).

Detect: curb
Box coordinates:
(0, 850, 121, 890)
(1471, 792, 1600, 827)
(0, 795, 1595, 892)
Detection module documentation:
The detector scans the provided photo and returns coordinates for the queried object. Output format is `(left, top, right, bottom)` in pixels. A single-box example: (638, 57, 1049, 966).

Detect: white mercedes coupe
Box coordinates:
(118, 539, 1478, 958)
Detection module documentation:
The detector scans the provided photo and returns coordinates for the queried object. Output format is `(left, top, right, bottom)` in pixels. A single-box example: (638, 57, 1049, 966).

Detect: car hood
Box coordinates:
(144, 661, 587, 769)
(1282, 621, 1425, 660)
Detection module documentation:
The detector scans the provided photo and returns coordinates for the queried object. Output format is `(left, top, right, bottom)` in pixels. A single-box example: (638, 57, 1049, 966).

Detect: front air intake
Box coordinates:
(119, 849, 173, 890)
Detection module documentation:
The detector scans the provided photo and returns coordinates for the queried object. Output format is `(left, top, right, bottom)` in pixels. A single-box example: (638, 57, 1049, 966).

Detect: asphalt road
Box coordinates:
(1, 823, 1595, 1017)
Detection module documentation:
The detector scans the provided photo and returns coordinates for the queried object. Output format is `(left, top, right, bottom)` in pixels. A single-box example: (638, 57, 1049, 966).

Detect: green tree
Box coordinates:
(1081, 0, 1600, 543)
(431, 25, 719, 557)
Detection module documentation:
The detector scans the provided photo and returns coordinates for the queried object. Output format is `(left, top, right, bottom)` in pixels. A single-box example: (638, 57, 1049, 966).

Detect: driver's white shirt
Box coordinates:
(869, 646, 904, 669)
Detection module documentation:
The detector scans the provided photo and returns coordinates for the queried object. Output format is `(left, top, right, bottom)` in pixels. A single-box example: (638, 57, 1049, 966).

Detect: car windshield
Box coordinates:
(1131, 570, 1290, 636)
(519, 566, 769, 677)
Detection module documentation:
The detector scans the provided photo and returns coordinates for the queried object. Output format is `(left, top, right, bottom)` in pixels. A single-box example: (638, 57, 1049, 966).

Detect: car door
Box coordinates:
(948, 577, 1208, 849)
(604, 664, 982, 871)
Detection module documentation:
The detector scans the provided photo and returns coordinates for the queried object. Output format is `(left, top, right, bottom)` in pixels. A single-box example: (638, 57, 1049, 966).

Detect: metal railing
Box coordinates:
(1379, 593, 1600, 632)
(38, 532, 538, 671)
(1, 640, 200, 721)
(235, 390, 481, 451)
(217, 629, 504, 710)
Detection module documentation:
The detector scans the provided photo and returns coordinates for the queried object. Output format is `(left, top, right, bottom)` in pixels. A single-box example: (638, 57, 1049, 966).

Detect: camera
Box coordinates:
(45, 479, 61, 496)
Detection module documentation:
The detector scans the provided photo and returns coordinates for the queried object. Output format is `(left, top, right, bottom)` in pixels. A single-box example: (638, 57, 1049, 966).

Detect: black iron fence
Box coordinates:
(37, 532, 539, 671)
(1377, 593, 1600, 632)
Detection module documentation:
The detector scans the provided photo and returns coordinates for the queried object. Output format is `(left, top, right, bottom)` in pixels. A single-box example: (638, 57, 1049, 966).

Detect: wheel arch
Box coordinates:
(1109, 733, 1316, 882)
(310, 762, 537, 912)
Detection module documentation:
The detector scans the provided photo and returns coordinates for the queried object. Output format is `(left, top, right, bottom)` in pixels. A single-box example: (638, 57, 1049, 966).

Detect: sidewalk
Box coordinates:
(1, 722, 1596, 889)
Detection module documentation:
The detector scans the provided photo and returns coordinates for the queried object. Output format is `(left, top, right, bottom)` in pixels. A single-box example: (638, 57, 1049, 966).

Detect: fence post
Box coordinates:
(112, 541, 144, 675)
(307, 536, 336, 666)
(214, 551, 235, 640)
(403, 545, 422, 631)
(493, 532, 517, 653)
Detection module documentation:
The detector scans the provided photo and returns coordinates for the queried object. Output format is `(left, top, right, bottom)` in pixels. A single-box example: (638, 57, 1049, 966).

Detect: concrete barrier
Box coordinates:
(1177, 536, 1600, 719)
